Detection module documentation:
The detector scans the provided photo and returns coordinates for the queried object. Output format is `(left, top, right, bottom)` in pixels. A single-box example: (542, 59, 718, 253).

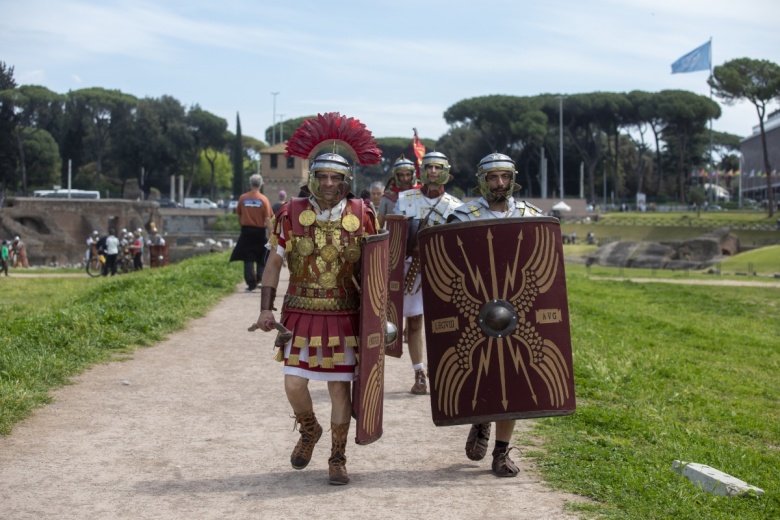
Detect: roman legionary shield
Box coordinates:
(352, 229, 390, 445)
(418, 217, 576, 427)
(384, 215, 408, 358)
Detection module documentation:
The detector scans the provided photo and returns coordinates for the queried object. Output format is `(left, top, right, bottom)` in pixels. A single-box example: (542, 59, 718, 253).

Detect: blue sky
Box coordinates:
(3, 0, 779, 143)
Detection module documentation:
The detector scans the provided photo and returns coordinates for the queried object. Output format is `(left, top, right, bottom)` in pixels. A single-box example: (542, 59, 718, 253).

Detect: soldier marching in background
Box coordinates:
(447, 153, 544, 477)
(392, 151, 462, 395)
(377, 155, 421, 228)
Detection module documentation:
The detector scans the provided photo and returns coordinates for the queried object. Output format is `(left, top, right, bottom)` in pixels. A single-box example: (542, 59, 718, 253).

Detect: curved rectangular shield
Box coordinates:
(384, 215, 408, 358)
(418, 217, 575, 426)
(352, 229, 390, 445)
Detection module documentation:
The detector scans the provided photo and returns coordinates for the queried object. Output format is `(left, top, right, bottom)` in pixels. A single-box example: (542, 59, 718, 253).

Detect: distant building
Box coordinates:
(260, 143, 308, 197)
(740, 110, 780, 202)
(702, 183, 731, 202)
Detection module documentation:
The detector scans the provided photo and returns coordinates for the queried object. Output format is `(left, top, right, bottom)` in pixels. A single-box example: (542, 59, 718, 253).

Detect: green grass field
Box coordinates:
(524, 272, 780, 519)
(0, 253, 243, 435)
(561, 210, 780, 278)
(563, 243, 780, 278)
(561, 211, 780, 248)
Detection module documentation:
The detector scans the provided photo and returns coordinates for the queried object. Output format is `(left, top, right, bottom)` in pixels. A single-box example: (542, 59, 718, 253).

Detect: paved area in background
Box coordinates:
(0, 273, 585, 519)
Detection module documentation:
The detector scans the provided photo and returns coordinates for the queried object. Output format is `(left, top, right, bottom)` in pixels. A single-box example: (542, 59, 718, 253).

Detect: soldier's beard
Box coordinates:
(485, 189, 508, 203)
(423, 185, 442, 198)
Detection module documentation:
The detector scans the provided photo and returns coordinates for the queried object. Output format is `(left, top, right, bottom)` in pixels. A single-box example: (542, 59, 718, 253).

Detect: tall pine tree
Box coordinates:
(232, 112, 243, 199)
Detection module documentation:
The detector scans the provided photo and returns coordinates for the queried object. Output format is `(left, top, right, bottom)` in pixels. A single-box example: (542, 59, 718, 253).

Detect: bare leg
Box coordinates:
(407, 314, 424, 366)
(328, 381, 352, 424)
(495, 420, 516, 443)
(328, 381, 352, 485)
(285, 374, 312, 414)
(407, 314, 428, 394)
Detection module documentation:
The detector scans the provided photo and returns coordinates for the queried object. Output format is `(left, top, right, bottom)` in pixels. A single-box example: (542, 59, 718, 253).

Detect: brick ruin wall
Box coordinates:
(0, 198, 162, 266)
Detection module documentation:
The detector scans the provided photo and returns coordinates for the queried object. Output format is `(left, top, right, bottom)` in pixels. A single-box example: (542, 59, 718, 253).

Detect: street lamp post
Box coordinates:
(278, 114, 285, 143)
(271, 92, 279, 145)
(558, 96, 564, 200)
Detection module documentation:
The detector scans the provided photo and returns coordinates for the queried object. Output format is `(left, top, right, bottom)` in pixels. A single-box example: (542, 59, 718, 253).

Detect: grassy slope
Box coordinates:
(0, 253, 243, 434)
(561, 211, 780, 246)
(526, 273, 780, 519)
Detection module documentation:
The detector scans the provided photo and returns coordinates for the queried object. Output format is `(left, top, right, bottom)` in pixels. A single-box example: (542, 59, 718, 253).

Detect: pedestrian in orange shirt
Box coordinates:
(230, 174, 272, 291)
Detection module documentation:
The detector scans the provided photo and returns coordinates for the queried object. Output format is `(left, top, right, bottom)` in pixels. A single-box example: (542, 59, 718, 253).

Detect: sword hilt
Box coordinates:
(248, 321, 293, 348)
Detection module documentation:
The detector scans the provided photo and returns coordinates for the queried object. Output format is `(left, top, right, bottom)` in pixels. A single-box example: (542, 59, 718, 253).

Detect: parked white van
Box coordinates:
(184, 198, 218, 209)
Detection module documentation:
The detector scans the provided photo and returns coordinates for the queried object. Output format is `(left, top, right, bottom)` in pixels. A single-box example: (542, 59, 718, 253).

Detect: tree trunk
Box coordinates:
(677, 135, 687, 203)
(14, 127, 27, 195)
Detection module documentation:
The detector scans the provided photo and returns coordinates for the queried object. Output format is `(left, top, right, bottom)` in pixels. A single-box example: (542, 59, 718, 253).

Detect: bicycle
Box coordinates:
(86, 253, 105, 277)
(117, 247, 134, 274)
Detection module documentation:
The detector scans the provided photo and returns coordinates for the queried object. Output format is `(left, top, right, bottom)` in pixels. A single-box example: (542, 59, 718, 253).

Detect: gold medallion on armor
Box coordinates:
(344, 243, 361, 263)
(295, 237, 314, 256)
(320, 271, 337, 288)
(342, 214, 360, 233)
(320, 244, 339, 263)
(299, 209, 316, 227)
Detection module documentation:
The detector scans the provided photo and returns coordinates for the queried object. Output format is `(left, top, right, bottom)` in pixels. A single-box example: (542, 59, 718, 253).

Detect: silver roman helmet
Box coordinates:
(392, 155, 416, 184)
(474, 152, 522, 202)
(307, 152, 351, 201)
(420, 151, 452, 185)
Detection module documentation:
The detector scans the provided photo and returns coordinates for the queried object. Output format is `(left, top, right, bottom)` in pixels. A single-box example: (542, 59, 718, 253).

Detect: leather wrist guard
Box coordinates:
(261, 286, 277, 311)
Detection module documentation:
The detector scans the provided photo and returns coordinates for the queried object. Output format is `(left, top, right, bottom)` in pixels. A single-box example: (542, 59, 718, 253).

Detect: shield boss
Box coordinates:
(478, 299, 518, 338)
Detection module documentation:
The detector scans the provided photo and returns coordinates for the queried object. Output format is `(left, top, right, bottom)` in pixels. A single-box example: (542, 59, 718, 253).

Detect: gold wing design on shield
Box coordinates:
(508, 225, 570, 408)
(367, 246, 386, 318)
(386, 222, 403, 352)
(423, 234, 484, 416)
(361, 361, 383, 435)
(361, 245, 387, 431)
(426, 224, 570, 417)
(388, 221, 404, 271)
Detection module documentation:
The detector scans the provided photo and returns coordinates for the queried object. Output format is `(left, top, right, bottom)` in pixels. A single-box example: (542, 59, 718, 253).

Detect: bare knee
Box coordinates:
(285, 375, 311, 409)
(328, 381, 351, 403)
(407, 315, 422, 332)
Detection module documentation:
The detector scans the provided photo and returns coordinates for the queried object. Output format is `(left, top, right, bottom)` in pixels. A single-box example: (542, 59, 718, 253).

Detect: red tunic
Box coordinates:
(270, 196, 377, 381)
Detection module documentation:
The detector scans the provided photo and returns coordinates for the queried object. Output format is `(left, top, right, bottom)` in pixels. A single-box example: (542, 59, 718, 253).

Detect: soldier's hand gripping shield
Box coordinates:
(352, 229, 390, 445)
(418, 217, 576, 426)
(383, 215, 408, 358)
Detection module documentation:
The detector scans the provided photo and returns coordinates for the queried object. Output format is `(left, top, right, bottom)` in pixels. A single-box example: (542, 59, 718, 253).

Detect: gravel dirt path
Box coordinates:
(0, 272, 585, 520)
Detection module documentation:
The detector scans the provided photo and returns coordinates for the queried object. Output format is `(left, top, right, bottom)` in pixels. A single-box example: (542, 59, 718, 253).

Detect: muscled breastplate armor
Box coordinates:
(451, 197, 544, 221)
(282, 198, 367, 312)
(394, 189, 462, 226)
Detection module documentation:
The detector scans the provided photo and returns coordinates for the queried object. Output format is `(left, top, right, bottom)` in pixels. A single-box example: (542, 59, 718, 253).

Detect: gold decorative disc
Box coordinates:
(295, 237, 314, 256)
(320, 271, 337, 288)
(342, 214, 360, 233)
(299, 209, 316, 227)
(320, 244, 339, 263)
(344, 243, 361, 263)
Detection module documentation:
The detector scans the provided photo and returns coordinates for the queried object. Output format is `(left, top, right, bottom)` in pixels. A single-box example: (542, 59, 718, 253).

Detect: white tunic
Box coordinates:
(392, 189, 463, 317)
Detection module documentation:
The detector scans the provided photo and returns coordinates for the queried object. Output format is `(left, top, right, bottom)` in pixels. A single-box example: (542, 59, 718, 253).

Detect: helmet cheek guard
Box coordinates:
(474, 153, 521, 201)
(307, 153, 351, 201)
(392, 156, 416, 186)
(420, 151, 452, 185)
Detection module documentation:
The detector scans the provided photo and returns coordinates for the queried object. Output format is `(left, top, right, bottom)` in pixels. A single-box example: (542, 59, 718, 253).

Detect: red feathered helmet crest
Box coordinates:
(285, 112, 382, 186)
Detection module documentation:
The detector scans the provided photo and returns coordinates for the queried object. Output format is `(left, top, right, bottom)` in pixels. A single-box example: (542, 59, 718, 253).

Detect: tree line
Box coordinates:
(1, 58, 777, 214)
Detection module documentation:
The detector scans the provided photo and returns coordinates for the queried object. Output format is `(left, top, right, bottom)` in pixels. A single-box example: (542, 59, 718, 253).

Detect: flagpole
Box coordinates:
(708, 37, 714, 204)
(739, 154, 743, 210)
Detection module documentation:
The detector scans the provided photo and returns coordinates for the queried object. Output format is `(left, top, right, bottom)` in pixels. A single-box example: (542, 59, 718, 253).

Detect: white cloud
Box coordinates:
(2, 0, 778, 141)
